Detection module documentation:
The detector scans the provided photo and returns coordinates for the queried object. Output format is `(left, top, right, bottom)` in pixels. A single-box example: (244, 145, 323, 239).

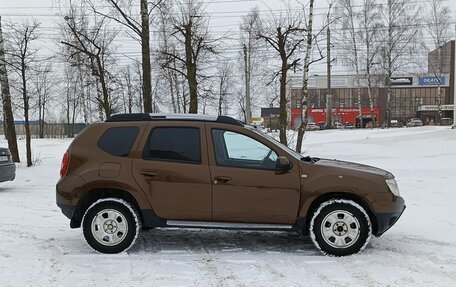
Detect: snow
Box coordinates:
(1, 126, 456, 286)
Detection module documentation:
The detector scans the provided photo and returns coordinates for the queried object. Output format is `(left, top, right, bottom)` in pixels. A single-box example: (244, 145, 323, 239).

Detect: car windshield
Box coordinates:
(249, 127, 303, 160)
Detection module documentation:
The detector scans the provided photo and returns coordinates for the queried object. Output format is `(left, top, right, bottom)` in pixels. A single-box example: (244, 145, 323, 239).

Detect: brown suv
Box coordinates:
(56, 113, 405, 256)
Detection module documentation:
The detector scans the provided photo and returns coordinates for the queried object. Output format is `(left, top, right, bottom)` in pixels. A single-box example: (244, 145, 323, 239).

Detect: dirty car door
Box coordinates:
(207, 124, 300, 224)
(132, 122, 212, 221)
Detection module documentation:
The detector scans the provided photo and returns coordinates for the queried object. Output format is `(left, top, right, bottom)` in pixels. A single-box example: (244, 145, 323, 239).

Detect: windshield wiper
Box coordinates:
(301, 156, 320, 163)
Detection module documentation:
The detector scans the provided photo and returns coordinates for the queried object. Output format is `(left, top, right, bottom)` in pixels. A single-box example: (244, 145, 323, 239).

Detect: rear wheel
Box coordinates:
(309, 199, 372, 256)
(82, 198, 141, 253)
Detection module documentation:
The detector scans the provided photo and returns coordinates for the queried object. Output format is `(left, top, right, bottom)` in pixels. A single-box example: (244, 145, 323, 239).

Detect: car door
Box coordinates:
(206, 124, 301, 224)
(132, 121, 212, 221)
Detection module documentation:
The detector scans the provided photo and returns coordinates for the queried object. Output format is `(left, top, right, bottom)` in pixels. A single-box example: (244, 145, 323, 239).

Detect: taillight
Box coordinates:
(60, 151, 70, 178)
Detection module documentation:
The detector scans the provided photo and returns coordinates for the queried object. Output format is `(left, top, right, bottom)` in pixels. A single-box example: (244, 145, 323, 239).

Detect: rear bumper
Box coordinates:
(375, 196, 406, 236)
(0, 163, 16, 182)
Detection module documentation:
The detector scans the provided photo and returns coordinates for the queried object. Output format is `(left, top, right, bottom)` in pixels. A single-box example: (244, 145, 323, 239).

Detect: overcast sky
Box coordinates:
(1, 0, 455, 75)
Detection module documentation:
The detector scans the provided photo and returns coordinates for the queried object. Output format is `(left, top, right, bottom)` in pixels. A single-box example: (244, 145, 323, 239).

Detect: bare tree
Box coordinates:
(258, 4, 306, 145)
(157, 3, 180, 113)
(85, 0, 163, 113)
(119, 65, 140, 114)
(33, 63, 55, 138)
(216, 62, 232, 116)
(239, 7, 260, 124)
(296, 0, 326, 153)
(358, 0, 383, 124)
(160, 0, 217, 114)
(425, 0, 452, 123)
(60, 4, 117, 119)
(5, 20, 40, 167)
(61, 65, 79, 137)
(335, 0, 363, 123)
(0, 16, 19, 162)
(381, 0, 419, 127)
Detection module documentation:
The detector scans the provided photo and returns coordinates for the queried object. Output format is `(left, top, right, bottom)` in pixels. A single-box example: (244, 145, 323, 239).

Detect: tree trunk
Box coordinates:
(38, 89, 43, 138)
(21, 59, 32, 167)
(0, 16, 20, 162)
(296, 0, 315, 153)
(184, 22, 198, 114)
(141, 0, 152, 113)
(244, 44, 252, 124)
(167, 69, 177, 113)
(173, 60, 182, 113)
(95, 55, 111, 118)
(279, 64, 288, 145)
(66, 89, 71, 138)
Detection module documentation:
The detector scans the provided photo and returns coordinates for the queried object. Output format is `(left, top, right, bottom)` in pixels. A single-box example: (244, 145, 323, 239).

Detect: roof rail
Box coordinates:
(106, 113, 244, 127)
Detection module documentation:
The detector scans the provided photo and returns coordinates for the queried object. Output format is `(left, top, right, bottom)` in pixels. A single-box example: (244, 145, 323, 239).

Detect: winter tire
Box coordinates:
(82, 198, 141, 254)
(309, 199, 372, 256)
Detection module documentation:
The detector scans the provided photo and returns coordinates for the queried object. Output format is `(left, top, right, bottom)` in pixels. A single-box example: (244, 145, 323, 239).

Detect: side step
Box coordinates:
(166, 220, 293, 230)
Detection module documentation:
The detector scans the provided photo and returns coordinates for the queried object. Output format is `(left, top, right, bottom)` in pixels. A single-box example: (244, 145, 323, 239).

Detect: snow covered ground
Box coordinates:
(1, 126, 456, 286)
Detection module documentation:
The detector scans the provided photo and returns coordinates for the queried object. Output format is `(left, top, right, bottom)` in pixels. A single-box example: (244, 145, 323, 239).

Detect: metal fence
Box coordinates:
(0, 122, 87, 138)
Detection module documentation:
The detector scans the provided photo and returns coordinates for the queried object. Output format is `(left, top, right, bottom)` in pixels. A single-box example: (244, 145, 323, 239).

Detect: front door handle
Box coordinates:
(214, 176, 232, 184)
(140, 170, 158, 177)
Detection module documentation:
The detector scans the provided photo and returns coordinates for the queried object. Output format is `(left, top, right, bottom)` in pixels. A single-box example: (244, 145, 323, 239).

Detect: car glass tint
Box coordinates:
(147, 127, 201, 164)
(98, 127, 139, 157)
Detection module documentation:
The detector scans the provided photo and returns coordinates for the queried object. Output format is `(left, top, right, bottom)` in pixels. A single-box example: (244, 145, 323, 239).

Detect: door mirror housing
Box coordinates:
(275, 157, 293, 174)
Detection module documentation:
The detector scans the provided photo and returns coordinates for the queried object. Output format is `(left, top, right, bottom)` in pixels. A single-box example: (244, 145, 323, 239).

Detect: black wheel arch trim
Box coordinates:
(70, 188, 153, 228)
(302, 192, 378, 235)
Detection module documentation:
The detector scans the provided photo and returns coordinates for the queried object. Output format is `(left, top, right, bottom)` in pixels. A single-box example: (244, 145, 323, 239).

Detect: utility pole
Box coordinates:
(244, 44, 252, 124)
(453, 25, 456, 129)
(326, 4, 333, 128)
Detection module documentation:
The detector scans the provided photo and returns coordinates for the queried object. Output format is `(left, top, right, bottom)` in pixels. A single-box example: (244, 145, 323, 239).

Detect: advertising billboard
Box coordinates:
(418, 76, 446, 86)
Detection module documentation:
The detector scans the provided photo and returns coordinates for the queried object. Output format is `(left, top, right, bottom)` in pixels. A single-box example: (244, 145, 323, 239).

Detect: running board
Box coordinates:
(166, 220, 293, 230)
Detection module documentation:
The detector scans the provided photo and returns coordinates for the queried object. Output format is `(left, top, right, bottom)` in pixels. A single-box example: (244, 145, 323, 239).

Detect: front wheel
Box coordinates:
(82, 198, 142, 254)
(309, 199, 372, 256)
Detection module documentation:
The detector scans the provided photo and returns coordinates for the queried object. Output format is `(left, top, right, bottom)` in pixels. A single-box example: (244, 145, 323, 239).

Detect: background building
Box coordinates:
(287, 41, 455, 128)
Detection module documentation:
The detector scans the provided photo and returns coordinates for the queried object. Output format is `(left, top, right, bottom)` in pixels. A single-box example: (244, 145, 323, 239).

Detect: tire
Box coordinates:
(82, 198, 142, 254)
(309, 199, 372, 256)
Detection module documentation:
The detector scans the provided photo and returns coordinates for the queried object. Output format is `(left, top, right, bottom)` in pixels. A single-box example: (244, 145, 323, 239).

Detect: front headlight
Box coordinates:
(386, 178, 400, 197)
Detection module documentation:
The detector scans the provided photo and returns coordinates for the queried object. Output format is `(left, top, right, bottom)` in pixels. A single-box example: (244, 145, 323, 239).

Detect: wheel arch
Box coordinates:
(70, 188, 142, 228)
(302, 192, 378, 235)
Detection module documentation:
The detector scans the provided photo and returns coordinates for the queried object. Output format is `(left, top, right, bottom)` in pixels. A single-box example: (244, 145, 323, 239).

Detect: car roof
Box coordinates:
(106, 113, 244, 127)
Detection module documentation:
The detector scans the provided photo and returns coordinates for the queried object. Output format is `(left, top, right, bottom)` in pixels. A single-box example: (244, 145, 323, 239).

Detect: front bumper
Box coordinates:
(375, 196, 406, 236)
(0, 163, 16, 182)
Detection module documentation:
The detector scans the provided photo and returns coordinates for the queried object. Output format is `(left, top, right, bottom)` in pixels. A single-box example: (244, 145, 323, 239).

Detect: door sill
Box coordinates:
(166, 220, 292, 230)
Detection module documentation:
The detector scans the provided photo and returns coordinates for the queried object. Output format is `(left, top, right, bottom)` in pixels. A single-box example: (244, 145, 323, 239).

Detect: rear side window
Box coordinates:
(144, 127, 201, 164)
(98, 127, 139, 157)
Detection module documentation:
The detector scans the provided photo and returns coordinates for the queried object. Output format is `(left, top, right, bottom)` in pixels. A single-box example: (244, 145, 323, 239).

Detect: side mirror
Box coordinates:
(275, 156, 293, 174)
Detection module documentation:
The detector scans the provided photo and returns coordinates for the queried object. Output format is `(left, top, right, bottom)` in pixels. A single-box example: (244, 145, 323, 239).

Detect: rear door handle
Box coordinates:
(214, 176, 232, 184)
(140, 170, 158, 177)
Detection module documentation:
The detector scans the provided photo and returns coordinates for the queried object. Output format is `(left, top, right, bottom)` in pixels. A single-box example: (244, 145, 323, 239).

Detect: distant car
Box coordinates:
(344, 122, 355, 129)
(334, 122, 344, 129)
(306, 123, 320, 131)
(390, 120, 399, 128)
(0, 148, 16, 183)
(406, 118, 423, 127)
(440, 118, 453, 126)
(316, 121, 328, 130)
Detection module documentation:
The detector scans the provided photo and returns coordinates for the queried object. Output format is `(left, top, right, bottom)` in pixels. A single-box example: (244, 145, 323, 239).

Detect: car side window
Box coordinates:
(212, 129, 277, 170)
(98, 126, 139, 157)
(143, 127, 201, 164)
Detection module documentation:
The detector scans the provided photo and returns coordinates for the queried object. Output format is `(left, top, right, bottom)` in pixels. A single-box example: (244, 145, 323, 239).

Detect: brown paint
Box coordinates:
(56, 116, 405, 234)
